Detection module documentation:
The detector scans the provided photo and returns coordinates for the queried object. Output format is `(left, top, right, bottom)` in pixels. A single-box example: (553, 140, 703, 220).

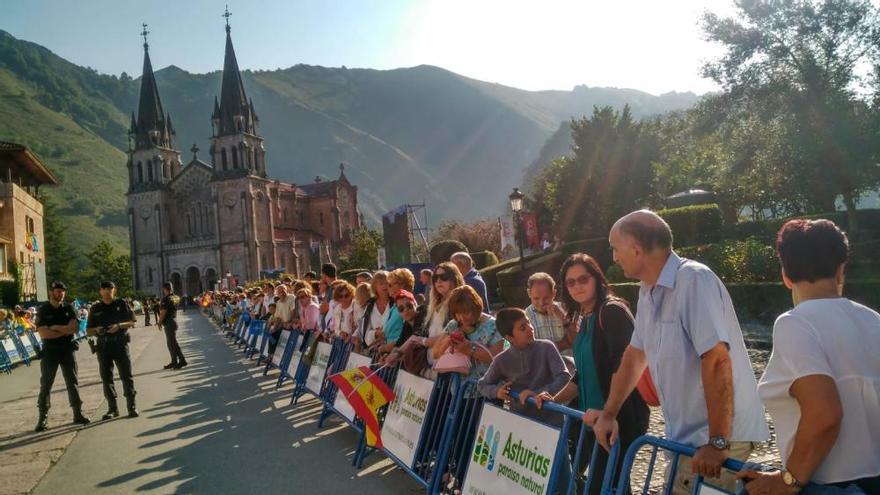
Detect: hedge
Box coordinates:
(657, 204, 724, 247)
(479, 251, 549, 304)
(338, 268, 370, 283)
(676, 237, 779, 283)
(733, 209, 880, 243)
(429, 240, 467, 265)
(612, 279, 880, 323)
(471, 251, 500, 270)
(496, 251, 566, 308)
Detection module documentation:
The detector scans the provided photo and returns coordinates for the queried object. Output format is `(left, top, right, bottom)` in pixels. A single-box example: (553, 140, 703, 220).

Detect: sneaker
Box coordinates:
(102, 409, 120, 420)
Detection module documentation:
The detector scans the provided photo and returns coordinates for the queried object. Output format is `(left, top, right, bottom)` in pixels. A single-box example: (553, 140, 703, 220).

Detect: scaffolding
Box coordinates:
(405, 202, 431, 263)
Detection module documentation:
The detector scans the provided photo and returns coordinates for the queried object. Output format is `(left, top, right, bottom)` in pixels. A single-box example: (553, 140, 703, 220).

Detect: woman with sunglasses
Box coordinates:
(381, 290, 428, 365)
(534, 253, 648, 495)
(328, 281, 357, 341)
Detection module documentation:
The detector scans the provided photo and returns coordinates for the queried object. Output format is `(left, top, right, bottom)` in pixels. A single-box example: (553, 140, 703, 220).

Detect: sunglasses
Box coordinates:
(396, 302, 415, 312)
(433, 271, 454, 282)
(565, 274, 593, 288)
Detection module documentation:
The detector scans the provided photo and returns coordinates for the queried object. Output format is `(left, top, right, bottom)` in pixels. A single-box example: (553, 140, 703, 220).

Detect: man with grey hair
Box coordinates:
(589, 209, 768, 495)
(451, 251, 490, 310)
(524, 272, 570, 357)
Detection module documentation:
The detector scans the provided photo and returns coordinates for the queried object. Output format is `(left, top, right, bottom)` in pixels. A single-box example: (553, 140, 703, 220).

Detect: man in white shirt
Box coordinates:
(273, 285, 295, 328)
(591, 210, 768, 495)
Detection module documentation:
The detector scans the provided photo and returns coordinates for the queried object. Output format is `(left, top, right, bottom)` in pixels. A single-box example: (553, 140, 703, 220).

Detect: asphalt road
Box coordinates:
(3, 312, 420, 494)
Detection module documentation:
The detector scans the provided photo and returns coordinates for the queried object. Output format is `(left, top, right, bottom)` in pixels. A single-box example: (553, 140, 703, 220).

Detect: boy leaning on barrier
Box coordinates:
(477, 308, 571, 423)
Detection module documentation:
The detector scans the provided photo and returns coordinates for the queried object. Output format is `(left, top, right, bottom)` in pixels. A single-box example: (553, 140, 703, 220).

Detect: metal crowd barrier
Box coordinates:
(206, 309, 803, 495)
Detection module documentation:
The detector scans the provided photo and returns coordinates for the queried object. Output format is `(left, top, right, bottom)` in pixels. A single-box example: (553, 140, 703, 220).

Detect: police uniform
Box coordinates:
(35, 298, 88, 430)
(88, 298, 138, 417)
(161, 292, 186, 368)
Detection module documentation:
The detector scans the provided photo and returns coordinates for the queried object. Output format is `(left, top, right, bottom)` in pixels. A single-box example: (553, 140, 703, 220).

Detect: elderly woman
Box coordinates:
(739, 219, 880, 494)
(328, 281, 357, 340)
(431, 285, 503, 382)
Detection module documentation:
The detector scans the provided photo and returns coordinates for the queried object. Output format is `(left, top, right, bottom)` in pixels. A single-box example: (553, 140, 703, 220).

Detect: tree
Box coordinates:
(433, 218, 501, 255)
(529, 106, 660, 240)
(338, 229, 383, 271)
(41, 193, 78, 288)
(702, 0, 880, 231)
(79, 240, 133, 299)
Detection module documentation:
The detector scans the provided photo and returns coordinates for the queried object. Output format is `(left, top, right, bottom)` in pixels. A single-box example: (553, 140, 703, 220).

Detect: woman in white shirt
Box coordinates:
(328, 281, 356, 339)
(740, 219, 880, 494)
(356, 271, 390, 349)
(424, 263, 464, 341)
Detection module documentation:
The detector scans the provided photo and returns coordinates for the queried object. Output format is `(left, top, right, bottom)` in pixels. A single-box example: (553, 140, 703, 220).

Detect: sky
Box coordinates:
(2, 0, 739, 95)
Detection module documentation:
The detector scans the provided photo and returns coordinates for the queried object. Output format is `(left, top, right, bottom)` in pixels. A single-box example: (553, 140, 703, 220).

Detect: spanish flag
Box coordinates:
(329, 366, 395, 448)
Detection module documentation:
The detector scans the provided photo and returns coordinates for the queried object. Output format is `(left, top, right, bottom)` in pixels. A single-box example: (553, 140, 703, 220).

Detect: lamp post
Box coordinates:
(509, 187, 526, 272)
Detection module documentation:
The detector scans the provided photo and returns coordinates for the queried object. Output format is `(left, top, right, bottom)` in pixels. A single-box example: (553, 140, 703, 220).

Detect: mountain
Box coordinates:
(0, 29, 701, 253)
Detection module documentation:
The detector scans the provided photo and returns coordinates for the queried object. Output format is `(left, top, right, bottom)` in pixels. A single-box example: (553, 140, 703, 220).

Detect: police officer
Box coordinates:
(34, 281, 90, 431)
(159, 282, 187, 369)
(87, 281, 139, 419)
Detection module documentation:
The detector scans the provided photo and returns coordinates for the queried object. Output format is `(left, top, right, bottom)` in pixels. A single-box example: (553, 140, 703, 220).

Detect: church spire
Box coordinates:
(215, 6, 257, 136)
(133, 23, 173, 150)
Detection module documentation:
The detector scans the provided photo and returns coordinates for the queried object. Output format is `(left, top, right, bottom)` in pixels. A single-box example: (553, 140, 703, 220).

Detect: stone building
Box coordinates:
(127, 21, 360, 296)
(0, 142, 58, 301)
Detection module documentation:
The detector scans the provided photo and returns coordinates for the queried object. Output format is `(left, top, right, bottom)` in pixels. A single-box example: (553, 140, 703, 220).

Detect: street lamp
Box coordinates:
(509, 187, 526, 272)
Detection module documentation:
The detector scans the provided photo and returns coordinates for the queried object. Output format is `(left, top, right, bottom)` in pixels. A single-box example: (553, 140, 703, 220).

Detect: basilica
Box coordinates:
(126, 19, 360, 296)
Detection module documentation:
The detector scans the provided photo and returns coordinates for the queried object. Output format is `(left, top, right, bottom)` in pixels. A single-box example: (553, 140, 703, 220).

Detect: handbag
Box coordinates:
(599, 301, 660, 407)
(432, 348, 471, 375)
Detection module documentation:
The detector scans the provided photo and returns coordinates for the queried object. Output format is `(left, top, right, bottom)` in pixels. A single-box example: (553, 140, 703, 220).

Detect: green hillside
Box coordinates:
(0, 29, 701, 256)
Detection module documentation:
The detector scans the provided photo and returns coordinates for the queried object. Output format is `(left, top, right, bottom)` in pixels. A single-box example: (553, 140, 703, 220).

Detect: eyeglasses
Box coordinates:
(396, 302, 415, 312)
(433, 271, 454, 282)
(565, 274, 593, 288)
(336, 293, 352, 300)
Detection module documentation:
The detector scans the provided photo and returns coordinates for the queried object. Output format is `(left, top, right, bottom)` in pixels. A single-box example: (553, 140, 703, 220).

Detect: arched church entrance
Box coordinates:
(185, 267, 202, 297)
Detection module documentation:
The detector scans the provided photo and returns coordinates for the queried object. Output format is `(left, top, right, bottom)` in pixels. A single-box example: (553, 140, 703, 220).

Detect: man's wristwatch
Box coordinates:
(782, 470, 804, 490)
(708, 436, 730, 450)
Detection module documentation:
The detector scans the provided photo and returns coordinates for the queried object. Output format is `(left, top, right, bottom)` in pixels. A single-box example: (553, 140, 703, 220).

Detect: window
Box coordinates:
(147, 161, 154, 182)
(232, 149, 239, 169)
(0, 244, 7, 273)
(137, 162, 144, 183)
(221, 148, 228, 170)
(25, 216, 35, 234)
(319, 212, 324, 225)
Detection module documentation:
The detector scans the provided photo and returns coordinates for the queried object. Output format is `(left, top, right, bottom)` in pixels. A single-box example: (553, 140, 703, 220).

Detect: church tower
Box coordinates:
(127, 24, 180, 292)
(127, 25, 181, 190)
(210, 8, 266, 178)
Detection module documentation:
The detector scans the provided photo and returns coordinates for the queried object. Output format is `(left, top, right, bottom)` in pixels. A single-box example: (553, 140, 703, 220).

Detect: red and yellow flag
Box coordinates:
(329, 366, 395, 448)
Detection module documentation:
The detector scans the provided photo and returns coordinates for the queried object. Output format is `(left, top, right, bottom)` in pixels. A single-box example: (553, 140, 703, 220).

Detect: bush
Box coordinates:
(429, 240, 467, 265)
(471, 251, 499, 270)
(496, 251, 566, 308)
(731, 209, 880, 243)
(677, 237, 779, 283)
(657, 204, 724, 247)
(479, 252, 546, 304)
(560, 237, 613, 268)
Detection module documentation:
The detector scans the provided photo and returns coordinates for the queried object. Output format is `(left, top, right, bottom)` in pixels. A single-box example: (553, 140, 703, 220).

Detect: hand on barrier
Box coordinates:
(593, 411, 619, 452)
(517, 388, 536, 406)
(692, 444, 727, 480)
(533, 391, 553, 409)
(735, 470, 800, 495)
(496, 381, 513, 401)
(581, 408, 600, 427)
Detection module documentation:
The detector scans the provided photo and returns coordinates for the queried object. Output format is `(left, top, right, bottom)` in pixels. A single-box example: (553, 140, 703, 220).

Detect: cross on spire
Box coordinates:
(140, 23, 150, 50)
(191, 143, 199, 160)
(223, 5, 232, 33)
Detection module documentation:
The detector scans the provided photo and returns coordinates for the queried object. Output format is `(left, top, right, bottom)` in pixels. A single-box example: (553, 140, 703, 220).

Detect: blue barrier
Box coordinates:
(275, 331, 307, 388)
(263, 329, 295, 377)
(0, 336, 17, 373)
(11, 332, 32, 367)
(244, 320, 267, 359)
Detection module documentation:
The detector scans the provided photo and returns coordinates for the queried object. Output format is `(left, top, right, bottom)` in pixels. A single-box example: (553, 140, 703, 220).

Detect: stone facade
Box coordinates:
(127, 25, 359, 296)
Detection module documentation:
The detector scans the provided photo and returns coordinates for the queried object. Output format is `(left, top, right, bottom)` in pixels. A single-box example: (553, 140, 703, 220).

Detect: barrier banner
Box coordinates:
(286, 336, 305, 378)
(381, 370, 434, 467)
(2, 338, 19, 363)
(305, 342, 333, 393)
(462, 404, 561, 495)
(333, 352, 373, 421)
(272, 331, 291, 366)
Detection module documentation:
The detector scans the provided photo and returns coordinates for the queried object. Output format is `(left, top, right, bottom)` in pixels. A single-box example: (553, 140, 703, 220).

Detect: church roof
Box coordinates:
(132, 41, 174, 150)
(299, 180, 335, 197)
(214, 25, 257, 136)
